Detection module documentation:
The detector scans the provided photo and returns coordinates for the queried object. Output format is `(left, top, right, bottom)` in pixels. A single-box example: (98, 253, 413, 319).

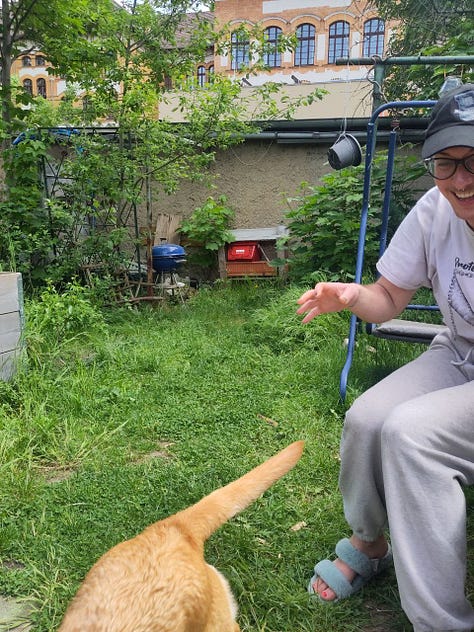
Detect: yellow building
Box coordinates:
(11, 1, 393, 117)
(213, 0, 392, 84)
(12, 49, 65, 103)
(166, 0, 396, 121)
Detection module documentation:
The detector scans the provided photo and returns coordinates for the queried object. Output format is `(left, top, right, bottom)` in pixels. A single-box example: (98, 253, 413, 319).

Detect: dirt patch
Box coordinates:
(363, 599, 406, 631)
(1, 560, 25, 571)
(37, 465, 76, 484)
(132, 441, 175, 464)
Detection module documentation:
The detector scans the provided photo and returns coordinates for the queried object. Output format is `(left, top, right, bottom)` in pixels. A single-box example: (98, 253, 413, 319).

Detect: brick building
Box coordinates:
(159, 0, 396, 123)
(212, 0, 392, 86)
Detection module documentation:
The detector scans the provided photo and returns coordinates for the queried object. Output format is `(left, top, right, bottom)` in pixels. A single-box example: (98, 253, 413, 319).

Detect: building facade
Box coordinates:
(157, 0, 396, 123)
(12, 50, 65, 103)
(212, 0, 392, 87)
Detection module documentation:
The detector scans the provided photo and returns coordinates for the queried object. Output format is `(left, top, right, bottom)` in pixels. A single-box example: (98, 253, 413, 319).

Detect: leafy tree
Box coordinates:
(368, 0, 474, 99)
(0, 1, 325, 289)
(0, 0, 110, 137)
(372, 0, 473, 54)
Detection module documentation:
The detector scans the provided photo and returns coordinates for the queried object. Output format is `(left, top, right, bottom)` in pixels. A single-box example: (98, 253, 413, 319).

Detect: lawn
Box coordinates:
(0, 281, 468, 631)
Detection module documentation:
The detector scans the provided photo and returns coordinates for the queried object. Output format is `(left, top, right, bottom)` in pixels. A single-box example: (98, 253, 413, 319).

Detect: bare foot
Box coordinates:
(313, 534, 389, 601)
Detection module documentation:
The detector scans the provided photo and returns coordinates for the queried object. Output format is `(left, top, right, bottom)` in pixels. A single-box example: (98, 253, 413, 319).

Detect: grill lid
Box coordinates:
(152, 244, 186, 258)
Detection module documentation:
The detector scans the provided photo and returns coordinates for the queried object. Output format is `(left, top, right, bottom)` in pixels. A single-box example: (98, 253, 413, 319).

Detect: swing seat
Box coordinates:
(367, 319, 447, 344)
(339, 99, 439, 402)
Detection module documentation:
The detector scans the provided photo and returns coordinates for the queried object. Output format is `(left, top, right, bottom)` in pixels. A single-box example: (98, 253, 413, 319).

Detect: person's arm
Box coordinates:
(296, 276, 416, 325)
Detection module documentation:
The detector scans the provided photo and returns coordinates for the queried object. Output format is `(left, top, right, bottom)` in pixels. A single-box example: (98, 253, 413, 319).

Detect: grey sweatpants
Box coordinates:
(339, 330, 474, 632)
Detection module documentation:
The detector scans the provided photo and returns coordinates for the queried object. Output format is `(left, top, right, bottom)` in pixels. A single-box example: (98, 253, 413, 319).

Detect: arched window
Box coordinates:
(328, 20, 350, 64)
(23, 79, 33, 95)
(231, 29, 249, 71)
(208, 64, 214, 80)
(36, 78, 47, 98)
(22, 56, 31, 67)
(197, 65, 206, 86)
(36, 55, 46, 66)
(263, 26, 282, 68)
(363, 18, 385, 57)
(295, 23, 315, 66)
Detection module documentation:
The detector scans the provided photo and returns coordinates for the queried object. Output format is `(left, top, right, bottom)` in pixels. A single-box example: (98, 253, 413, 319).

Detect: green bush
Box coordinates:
(283, 149, 425, 282)
(179, 195, 235, 272)
(0, 132, 132, 291)
(25, 281, 108, 360)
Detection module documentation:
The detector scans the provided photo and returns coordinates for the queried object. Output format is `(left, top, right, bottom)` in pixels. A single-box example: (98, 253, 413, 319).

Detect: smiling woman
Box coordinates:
(420, 85, 474, 228)
(298, 83, 474, 632)
(427, 147, 474, 228)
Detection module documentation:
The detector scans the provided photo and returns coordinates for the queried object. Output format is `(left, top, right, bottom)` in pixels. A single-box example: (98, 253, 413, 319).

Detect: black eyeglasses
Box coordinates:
(424, 154, 474, 180)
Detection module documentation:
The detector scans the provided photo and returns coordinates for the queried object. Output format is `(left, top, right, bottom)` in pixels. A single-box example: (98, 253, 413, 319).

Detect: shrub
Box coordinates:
(179, 195, 235, 275)
(282, 149, 425, 282)
(25, 281, 108, 359)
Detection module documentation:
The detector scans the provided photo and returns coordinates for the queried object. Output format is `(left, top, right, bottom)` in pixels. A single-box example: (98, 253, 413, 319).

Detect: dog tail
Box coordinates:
(171, 441, 304, 543)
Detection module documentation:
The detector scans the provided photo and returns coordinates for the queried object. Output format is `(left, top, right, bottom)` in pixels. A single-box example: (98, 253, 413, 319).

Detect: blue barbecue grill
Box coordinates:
(152, 244, 186, 273)
(152, 243, 187, 302)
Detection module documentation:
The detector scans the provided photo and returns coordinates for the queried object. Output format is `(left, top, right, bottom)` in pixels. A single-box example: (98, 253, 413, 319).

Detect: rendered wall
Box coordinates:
(147, 140, 332, 232)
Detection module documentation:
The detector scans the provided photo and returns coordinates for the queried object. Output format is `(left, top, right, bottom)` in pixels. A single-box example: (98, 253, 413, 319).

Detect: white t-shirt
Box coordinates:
(377, 186, 474, 342)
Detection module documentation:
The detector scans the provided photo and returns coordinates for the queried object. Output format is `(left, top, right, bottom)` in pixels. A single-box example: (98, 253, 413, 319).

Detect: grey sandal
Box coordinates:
(308, 538, 393, 602)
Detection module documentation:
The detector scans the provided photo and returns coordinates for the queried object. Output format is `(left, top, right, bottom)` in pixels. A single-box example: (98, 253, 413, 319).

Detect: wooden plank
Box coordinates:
(0, 273, 24, 381)
(0, 311, 22, 352)
(0, 349, 21, 381)
(226, 261, 278, 277)
(230, 226, 287, 242)
(0, 272, 22, 314)
(154, 213, 183, 245)
(218, 247, 227, 279)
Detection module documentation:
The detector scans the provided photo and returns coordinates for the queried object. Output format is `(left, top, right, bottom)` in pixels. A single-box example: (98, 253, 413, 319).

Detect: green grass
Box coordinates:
(0, 282, 460, 631)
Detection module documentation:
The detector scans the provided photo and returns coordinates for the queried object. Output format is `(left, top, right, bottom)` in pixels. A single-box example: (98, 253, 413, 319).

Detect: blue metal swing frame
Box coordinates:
(339, 99, 449, 402)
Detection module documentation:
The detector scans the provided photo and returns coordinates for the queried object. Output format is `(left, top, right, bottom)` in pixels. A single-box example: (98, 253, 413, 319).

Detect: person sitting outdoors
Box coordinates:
(297, 83, 474, 632)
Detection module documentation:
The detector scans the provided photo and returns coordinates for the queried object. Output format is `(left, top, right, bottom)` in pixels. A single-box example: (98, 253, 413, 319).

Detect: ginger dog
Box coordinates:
(58, 440, 304, 632)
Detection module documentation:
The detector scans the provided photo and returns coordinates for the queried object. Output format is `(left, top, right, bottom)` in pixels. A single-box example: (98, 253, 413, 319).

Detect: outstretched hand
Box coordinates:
(296, 282, 360, 324)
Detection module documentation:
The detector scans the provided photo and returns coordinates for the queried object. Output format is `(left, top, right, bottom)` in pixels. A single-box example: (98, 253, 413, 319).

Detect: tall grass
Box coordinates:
(0, 282, 458, 631)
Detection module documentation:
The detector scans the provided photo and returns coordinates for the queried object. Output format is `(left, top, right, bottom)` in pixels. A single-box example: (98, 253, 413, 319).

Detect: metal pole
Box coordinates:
(336, 55, 474, 112)
(336, 55, 474, 66)
(373, 63, 385, 111)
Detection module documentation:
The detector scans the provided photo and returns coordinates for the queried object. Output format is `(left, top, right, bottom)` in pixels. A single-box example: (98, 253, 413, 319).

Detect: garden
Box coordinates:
(1, 111, 472, 632)
(0, 3, 472, 629)
(2, 277, 473, 631)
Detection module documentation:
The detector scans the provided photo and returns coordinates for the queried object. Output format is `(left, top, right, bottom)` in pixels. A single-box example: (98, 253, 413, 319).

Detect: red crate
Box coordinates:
(227, 241, 261, 262)
(226, 261, 277, 277)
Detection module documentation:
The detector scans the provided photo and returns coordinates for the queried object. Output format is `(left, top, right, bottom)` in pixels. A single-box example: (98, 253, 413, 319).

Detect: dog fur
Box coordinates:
(58, 440, 304, 632)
